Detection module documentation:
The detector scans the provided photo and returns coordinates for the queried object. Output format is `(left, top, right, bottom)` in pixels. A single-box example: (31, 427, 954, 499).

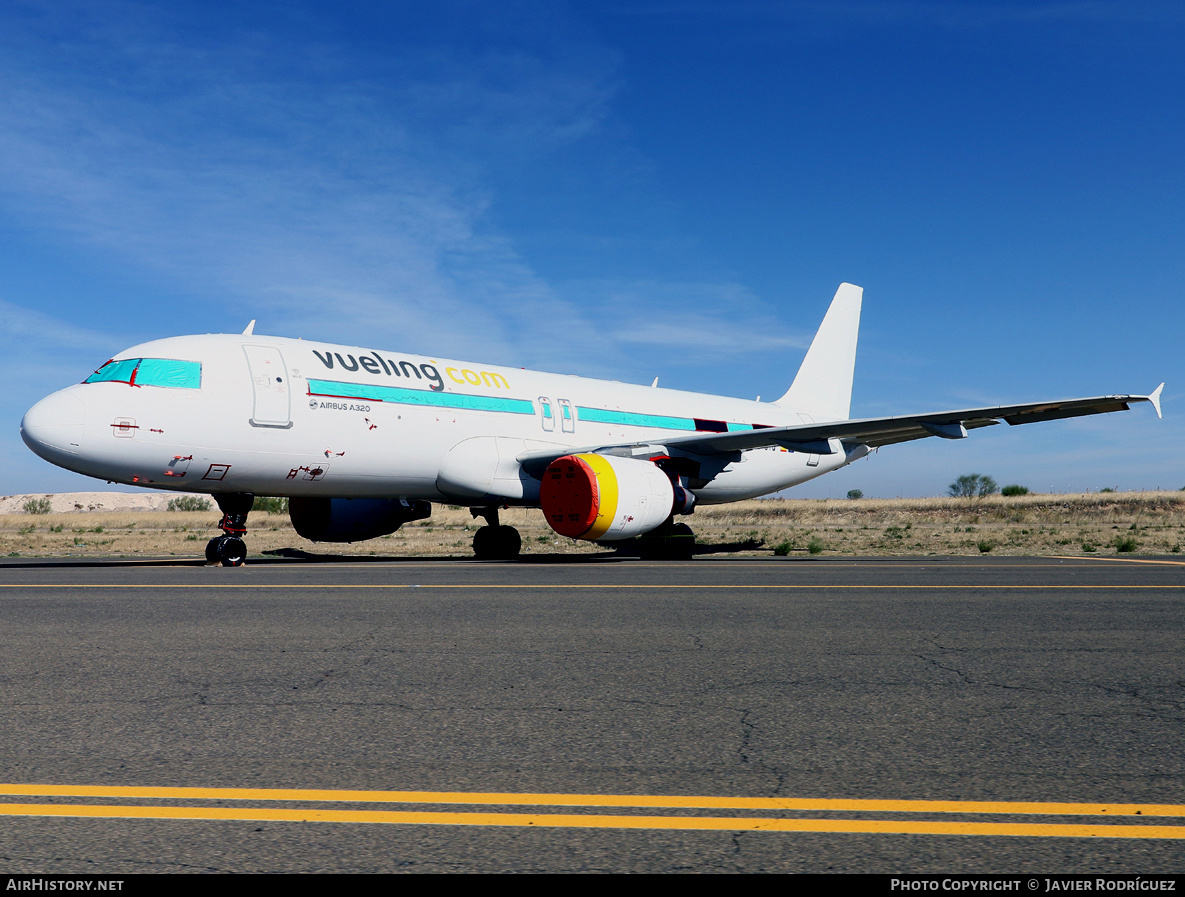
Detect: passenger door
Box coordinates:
(243, 345, 292, 428)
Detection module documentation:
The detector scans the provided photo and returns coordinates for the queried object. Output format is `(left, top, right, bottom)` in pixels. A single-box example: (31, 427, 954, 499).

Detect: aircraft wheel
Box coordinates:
(496, 525, 521, 559)
(473, 525, 521, 560)
(209, 535, 247, 567)
(667, 522, 696, 560)
(472, 526, 498, 559)
(638, 522, 695, 560)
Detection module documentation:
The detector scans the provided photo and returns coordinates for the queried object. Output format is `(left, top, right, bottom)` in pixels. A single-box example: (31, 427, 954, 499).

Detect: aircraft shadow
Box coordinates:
(0, 538, 773, 568)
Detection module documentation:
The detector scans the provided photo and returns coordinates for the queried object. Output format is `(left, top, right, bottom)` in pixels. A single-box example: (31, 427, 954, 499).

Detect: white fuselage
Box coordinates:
(21, 333, 857, 506)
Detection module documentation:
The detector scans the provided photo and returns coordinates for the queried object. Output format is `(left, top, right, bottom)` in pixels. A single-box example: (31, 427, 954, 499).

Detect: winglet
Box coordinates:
(1148, 382, 1164, 419)
(242, 320, 256, 336)
(774, 283, 862, 420)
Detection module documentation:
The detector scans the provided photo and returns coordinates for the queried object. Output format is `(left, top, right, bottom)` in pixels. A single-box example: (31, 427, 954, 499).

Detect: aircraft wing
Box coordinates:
(517, 386, 1163, 475)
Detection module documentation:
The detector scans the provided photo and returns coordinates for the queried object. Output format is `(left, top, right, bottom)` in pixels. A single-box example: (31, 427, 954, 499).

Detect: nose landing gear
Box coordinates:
(470, 507, 521, 560)
(206, 493, 253, 567)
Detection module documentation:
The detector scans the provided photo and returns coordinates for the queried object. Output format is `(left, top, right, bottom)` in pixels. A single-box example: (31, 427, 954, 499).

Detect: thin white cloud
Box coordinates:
(0, 298, 115, 354)
(595, 280, 811, 354)
(603, 1, 1185, 29)
(0, 2, 621, 366)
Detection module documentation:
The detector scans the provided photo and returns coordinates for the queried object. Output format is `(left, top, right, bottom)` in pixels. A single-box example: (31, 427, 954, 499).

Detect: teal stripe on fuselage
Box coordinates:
(577, 407, 759, 432)
(308, 379, 535, 415)
(575, 407, 697, 430)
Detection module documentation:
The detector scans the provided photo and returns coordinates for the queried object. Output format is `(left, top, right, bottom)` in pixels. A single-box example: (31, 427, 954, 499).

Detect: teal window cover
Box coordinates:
(575, 406, 697, 431)
(85, 358, 140, 385)
(308, 379, 535, 415)
(135, 359, 201, 388)
(576, 407, 756, 432)
(85, 358, 201, 389)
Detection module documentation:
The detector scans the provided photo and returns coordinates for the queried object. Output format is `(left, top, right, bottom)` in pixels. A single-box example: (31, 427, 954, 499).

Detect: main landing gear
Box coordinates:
(636, 519, 696, 560)
(206, 493, 253, 567)
(470, 507, 521, 560)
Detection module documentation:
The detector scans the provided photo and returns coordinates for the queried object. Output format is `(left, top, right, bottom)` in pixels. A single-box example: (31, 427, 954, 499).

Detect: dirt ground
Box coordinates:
(1, 492, 1182, 560)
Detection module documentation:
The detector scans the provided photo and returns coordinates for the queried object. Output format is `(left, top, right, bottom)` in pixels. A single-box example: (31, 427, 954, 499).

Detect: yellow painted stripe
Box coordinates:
(2, 785, 1182, 817)
(1048, 555, 1185, 567)
(0, 580, 1180, 587)
(577, 452, 619, 541)
(0, 803, 1182, 838)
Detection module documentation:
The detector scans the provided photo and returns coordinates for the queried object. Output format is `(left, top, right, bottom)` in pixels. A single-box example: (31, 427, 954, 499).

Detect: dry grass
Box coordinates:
(2, 491, 1183, 560)
(692, 492, 1185, 557)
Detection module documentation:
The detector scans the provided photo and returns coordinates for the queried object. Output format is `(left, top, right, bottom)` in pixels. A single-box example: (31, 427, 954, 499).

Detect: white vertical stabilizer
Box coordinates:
(774, 283, 862, 420)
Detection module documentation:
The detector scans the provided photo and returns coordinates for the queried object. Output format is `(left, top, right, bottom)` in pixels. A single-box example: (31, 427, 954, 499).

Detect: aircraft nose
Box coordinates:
(21, 390, 86, 460)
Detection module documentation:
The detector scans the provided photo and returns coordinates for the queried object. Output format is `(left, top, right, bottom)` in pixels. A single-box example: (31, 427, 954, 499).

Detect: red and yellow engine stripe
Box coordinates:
(540, 453, 619, 540)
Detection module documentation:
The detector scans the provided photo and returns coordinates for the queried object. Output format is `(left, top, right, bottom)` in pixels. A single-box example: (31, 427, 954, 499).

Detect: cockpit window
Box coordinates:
(85, 358, 201, 389)
(84, 358, 140, 385)
(134, 358, 202, 388)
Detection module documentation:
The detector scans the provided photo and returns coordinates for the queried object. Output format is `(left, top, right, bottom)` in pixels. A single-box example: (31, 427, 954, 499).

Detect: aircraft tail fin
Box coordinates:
(774, 283, 862, 420)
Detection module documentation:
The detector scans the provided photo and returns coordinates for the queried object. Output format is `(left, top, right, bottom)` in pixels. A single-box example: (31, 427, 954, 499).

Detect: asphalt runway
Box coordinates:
(0, 554, 1182, 873)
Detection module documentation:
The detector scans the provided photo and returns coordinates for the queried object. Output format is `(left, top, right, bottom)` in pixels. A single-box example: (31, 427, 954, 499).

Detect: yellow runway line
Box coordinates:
(0, 802, 1183, 838)
(0, 583, 1183, 590)
(1048, 555, 1185, 567)
(2, 784, 1183, 818)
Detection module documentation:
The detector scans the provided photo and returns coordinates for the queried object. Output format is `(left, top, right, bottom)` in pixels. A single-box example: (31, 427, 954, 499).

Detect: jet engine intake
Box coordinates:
(289, 497, 431, 542)
(541, 453, 680, 541)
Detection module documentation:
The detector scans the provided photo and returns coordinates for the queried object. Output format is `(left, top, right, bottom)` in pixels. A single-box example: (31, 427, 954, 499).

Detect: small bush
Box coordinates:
(977, 540, 994, 553)
(1099, 487, 1116, 493)
(167, 496, 211, 512)
(807, 538, 825, 555)
(1082, 542, 1097, 553)
(252, 496, 289, 514)
(846, 489, 863, 500)
(1113, 535, 1139, 553)
(23, 497, 52, 515)
(949, 474, 999, 499)
(772, 540, 794, 556)
(1000, 484, 1029, 496)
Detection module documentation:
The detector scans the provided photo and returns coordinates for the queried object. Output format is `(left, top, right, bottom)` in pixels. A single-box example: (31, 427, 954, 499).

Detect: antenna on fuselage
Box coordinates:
(242, 320, 256, 336)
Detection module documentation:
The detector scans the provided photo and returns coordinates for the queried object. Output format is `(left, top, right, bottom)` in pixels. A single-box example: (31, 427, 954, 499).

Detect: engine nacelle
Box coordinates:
(541, 453, 680, 542)
(289, 497, 431, 543)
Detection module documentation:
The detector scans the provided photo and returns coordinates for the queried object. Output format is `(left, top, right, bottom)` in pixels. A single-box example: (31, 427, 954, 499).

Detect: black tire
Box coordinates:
(215, 536, 247, 567)
(496, 525, 521, 559)
(668, 522, 696, 560)
(638, 522, 696, 560)
(205, 537, 222, 564)
(473, 526, 499, 559)
(473, 525, 521, 560)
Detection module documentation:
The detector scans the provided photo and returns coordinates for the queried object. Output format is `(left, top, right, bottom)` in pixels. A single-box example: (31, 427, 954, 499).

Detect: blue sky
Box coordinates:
(1, 0, 1180, 498)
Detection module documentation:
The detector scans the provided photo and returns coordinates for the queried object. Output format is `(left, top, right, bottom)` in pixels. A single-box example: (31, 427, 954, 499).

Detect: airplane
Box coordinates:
(20, 283, 1163, 565)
